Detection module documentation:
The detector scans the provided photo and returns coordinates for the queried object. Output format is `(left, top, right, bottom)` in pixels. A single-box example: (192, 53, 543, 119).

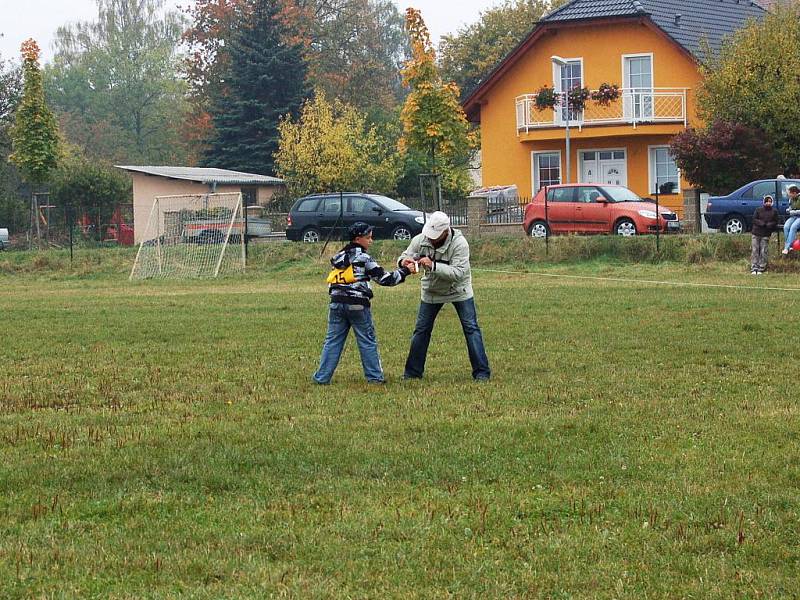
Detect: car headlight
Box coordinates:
(638, 210, 658, 219)
(415, 216, 424, 224)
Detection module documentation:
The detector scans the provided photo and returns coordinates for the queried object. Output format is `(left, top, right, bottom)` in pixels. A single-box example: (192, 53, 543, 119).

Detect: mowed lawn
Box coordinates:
(1, 249, 800, 598)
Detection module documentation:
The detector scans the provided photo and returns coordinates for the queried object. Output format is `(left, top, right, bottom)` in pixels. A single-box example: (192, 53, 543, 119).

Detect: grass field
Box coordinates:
(1, 239, 800, 598)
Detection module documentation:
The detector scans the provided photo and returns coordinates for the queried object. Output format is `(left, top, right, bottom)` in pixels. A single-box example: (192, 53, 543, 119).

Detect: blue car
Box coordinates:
(705, 179, 800, 234)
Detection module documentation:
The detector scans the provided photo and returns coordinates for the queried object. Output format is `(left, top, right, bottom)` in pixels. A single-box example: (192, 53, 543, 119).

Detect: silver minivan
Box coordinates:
(0, 228, 8, 250)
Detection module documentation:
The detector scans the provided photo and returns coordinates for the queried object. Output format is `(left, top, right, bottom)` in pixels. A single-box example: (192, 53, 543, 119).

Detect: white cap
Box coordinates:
(422, 211, 450, 239)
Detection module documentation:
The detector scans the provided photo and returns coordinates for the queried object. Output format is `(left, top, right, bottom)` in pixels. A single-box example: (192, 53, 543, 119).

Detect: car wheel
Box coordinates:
(721, 215, 746, 235)
(391, 225, 413, 240)
(529, 220, 549, 238)
(302, 227, 321, 243)
(615, 218, 637, 236)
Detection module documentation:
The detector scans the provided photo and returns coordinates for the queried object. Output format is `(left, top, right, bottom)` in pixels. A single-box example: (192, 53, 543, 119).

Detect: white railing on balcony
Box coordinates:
(515, 88, 688, 133)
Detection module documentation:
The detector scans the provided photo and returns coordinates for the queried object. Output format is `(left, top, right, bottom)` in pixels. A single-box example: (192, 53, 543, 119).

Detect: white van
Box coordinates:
(0, 228, 9, 250)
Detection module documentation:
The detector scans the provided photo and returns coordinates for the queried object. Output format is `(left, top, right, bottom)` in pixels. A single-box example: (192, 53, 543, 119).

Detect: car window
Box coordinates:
(295, 198, 320, 212)
(546, 187, 574, 202)
(348, 196, 379, 214)
(322, 197, 342, 214)
(599, 186, 641, 202)
(780, 181, 800, 198)
(744, 181, 776, 199)
(576, 186, 602, 203)
(366, 195, 410, 211)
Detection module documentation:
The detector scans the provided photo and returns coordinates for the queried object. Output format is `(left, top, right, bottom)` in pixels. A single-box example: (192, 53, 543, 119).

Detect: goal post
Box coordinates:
(130, 193, 246, 280)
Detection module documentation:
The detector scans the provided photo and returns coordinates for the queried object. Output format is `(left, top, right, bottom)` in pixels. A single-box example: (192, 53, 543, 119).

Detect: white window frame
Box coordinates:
(622, 53, 654, 121)
(552, 57, 584, 125)
(648, 145, 680, 196)
(531, 150, 562, 195)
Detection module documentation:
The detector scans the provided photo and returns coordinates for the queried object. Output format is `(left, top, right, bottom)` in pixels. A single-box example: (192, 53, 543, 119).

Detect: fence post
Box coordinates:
(466, 196, 483, 238)
(682, 188, 702, 234)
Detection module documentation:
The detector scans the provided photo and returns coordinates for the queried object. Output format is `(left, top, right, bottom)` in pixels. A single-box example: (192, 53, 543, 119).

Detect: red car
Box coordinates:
(522, 184, 680, 237)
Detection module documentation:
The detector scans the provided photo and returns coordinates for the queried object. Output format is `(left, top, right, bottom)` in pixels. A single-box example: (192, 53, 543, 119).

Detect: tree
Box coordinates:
(46, 0, 189, 163)
(203, 0, 310, 174)
(399, 8, 477, 195)
(293, 0, 408, 113)
(439, 0, 562, 99)
(670, 121, 779, 195)
(9, 40, 60, 187)
(275, 90, 401, 197)
(696, 1, 800, 176)
(50, 154, 132, 238)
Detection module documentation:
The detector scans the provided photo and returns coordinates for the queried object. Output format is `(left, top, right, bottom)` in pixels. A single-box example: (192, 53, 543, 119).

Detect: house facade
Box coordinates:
(463, 0, 765, 215)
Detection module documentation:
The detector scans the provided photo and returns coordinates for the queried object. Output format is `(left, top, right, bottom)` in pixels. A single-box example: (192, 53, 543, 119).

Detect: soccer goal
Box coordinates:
(130, 193, 246, 280)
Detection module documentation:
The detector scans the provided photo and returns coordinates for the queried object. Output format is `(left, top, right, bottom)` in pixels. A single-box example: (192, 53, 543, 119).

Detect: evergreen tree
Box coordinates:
(203, 0, 310, 175)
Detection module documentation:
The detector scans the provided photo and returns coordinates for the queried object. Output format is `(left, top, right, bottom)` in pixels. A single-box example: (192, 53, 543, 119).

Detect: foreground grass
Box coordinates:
(1, 242, 800, 598)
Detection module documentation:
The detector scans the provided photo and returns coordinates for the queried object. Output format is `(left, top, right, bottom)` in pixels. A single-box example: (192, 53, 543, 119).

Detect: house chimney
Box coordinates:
(674, 14, 682, 26)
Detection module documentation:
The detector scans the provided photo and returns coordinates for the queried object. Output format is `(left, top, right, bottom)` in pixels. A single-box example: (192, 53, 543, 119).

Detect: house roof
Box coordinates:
(463, 0, 766, 119)
(116, 166, 284, 186)
(542, 0, 765, 58)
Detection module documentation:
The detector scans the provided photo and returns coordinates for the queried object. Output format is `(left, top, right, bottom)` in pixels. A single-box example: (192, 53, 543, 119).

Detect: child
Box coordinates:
(751, 194, 778, 274)
(312, 222, 414, 384)
(782, 184, 800, 254)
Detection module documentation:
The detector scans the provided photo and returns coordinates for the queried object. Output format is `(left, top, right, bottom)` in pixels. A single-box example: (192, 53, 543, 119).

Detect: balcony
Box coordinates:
(515, 88, 688, 134)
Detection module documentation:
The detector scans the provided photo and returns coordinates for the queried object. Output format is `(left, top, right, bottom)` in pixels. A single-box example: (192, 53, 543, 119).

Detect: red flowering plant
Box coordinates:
(590, 82, 621, 106)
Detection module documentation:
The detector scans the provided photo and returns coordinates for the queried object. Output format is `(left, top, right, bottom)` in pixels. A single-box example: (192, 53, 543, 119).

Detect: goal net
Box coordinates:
(130, 193, 246, 280)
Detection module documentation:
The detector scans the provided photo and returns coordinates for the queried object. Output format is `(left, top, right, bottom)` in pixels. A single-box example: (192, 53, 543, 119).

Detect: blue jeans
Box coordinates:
(785, 216, 800, 250)
(313, 303, 384, 384)
(404, 298, 491, 380)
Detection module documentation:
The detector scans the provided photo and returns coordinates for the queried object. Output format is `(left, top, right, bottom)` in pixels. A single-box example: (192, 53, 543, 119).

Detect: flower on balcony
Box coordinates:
(567, 86, 591, 111)
(590, 83, 621, 106)
(534, 86, 559, 111)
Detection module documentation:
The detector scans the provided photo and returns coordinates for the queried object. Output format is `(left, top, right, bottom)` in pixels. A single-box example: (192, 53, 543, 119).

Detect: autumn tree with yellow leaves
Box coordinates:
(399, 8, 477, 195)
(276, 90, 401, 197)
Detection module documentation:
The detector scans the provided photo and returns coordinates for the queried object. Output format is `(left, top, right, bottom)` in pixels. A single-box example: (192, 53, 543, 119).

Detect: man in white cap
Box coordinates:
(398, 211, 491, 381)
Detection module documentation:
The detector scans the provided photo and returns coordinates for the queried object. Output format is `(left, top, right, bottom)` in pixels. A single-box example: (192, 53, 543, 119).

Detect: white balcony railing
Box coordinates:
(515, 88, 688, 133)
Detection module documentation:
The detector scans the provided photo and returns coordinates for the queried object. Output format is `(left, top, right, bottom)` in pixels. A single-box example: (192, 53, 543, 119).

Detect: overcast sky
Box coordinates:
(0, 0, 505, 63)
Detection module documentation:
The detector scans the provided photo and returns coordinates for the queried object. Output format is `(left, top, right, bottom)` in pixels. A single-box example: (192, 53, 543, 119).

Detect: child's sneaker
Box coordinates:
(782, 248, 790, 255)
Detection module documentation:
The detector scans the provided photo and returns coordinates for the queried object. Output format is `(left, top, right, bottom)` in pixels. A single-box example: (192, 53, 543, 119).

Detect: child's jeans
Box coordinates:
(751, 235, 770, 272)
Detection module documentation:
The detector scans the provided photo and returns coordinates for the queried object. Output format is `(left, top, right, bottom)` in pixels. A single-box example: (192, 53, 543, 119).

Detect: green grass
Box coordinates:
(1, 239, 800, 598)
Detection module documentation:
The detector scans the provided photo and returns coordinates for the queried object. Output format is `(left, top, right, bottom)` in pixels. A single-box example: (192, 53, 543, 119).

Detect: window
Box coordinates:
(576, 186, 603, 203)
(624, 55, 653, 120)
(745, 181, 777, 199)
(241, 186, 257, 206)
(322, 196, 342, 214)
(547, 187, 574, 202)
(649, 147, 679, 195)
(557, 60, 583, 122)
(534, 152, 561, 192)
(296, 198, 320, 212)
(349, 196, 379, 214)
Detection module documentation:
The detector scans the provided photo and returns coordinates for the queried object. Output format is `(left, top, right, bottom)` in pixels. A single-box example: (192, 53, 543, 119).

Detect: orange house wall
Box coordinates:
(478, 21, 702, 212)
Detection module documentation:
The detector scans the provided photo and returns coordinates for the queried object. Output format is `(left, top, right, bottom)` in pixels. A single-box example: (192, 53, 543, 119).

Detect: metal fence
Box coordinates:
(482, 195, 531, 225)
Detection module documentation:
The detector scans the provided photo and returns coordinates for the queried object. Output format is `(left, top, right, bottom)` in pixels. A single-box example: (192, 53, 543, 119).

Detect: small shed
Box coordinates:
(116, 166, 285, 243)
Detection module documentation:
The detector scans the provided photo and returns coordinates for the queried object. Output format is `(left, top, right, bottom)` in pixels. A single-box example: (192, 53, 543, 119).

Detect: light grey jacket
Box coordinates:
(398, 228, 473, 304)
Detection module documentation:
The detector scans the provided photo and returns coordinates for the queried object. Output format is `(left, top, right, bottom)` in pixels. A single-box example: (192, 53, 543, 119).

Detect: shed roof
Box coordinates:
(116, 166, 284, 186)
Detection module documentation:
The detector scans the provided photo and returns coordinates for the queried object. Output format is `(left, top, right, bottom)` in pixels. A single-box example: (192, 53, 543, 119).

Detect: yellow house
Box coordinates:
(463, 0, 766, 215)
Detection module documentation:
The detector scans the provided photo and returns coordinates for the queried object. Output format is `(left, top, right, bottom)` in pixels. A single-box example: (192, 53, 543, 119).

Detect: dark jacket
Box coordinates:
(327, 242, 410, 307)
(752, 205, 778, 238)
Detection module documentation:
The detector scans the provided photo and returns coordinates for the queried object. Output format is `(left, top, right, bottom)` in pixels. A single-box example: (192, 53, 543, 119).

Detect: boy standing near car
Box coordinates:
(313, 222, 414, 385)
(751, 194, 778, 274)
(398, 211, 491, 381)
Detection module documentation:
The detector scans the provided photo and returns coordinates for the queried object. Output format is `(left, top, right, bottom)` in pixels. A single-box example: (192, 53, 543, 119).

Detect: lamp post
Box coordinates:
(551, 55, 571, 184)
